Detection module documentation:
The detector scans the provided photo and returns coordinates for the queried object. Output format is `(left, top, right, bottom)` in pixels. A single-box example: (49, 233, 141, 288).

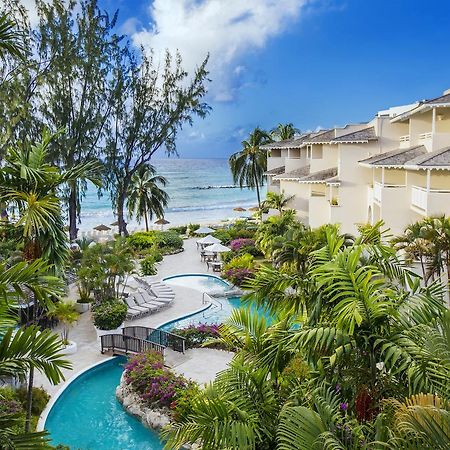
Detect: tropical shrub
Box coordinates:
(92, 300, 127, 330)
(128, 231, 183, 254)
(124, 351, 199, 420)
(223, 267, 255, 286)
(229, 238, 255, 252)
(169, 225, 188, 234)
(223, 253, 254, 270)
(171, 324, 220, 349)
(77, 238, 134, 302)
(141, 255, 157, 276)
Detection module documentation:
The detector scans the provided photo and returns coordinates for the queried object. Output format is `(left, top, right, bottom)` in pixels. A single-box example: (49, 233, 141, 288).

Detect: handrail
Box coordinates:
(202, 292, 223, 309)
(122, 326, 185, 353)
(100, 334, 165, 355)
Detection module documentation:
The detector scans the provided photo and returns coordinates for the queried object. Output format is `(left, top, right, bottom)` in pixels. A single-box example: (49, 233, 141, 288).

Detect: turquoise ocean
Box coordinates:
(78, 158, 266, 231)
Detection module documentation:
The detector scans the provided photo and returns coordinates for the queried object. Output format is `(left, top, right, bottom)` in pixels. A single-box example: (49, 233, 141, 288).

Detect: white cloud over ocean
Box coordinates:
(132, 0, 310, 102)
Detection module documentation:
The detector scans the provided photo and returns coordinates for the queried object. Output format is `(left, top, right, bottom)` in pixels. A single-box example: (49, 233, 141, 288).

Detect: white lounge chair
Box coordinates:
(124, 295, 151, 315)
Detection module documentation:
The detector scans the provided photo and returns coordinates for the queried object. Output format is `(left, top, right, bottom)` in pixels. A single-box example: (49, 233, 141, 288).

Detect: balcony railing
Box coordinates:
(373, 182, 406, 204)
(399, 135, 410, 142)
(411, 185, 450, 214)
(419, 132, 432, 140)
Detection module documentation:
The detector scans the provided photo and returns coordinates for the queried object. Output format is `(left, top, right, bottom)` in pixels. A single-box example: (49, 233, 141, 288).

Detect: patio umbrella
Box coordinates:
(233, 207, 246, 212)
(94, 224, 111, 232)
(204, 243, 231, 254)
(155, 218, 170, 230)
(248, 206, 259, 212)
(197, 234, 221, 245)
(196, 226, 215, 234)
(110, 221, 119, 226)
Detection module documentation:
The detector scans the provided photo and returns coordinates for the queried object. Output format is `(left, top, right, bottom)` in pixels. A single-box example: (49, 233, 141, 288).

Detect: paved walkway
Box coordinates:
(34, 238, 232, 396)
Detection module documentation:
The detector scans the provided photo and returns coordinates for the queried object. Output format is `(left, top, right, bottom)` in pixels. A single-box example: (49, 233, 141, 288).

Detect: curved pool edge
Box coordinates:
(157, 273, 230, 330)
(37, 356, 116, 432)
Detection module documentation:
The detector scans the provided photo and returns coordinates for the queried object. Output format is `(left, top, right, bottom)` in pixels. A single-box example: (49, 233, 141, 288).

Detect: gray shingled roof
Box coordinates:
(331, 127, 377, 143)
(297, 167, 338, 183)
(274, 165, 338, 183)
(358, 146, 427, 167)
(274, 165, 310, 180)
(261, 133, 313, 150)
(264, 166, 285, 176)
(303, 129, 335, 144)
(424, 93, 450, 105)
(405, 146, 450, 168)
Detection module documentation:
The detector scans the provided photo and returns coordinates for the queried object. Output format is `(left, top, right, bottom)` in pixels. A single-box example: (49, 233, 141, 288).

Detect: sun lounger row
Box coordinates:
(122, 277, 175, 319)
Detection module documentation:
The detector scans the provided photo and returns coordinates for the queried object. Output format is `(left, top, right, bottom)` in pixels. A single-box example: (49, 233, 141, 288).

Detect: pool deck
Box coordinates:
(34, 238, 233, 396)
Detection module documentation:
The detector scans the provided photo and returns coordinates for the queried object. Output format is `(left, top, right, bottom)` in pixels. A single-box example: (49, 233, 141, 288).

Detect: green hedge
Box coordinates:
(141, 255, 157, 276)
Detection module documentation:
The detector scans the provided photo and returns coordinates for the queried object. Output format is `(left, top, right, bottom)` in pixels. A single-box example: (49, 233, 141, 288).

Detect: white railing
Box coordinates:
(419, 132, 432, 140)
(411, 186, 428, 210)
(399, 135, 410, 142)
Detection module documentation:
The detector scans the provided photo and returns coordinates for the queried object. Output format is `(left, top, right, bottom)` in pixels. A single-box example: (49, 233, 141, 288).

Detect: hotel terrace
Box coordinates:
(263, 89, 450, 235)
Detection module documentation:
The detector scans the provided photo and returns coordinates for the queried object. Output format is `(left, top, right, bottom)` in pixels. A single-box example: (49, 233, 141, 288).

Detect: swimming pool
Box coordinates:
(160, 274, 267, 331)
(44, 357, 162, 450)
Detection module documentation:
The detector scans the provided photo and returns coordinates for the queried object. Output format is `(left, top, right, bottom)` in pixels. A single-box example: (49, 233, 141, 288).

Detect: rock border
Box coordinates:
(115, 373, 171, 432)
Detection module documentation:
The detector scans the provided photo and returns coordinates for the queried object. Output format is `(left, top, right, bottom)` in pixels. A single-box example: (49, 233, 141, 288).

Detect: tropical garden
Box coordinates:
(157, 211, 450, 449)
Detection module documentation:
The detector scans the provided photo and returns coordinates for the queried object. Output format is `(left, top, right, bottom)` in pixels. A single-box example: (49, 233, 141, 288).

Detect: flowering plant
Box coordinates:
(229, 238, 255, 252)
(171, 323, 220, 349)
(223, 267, 255, 286)
(124, 351, 198, 419)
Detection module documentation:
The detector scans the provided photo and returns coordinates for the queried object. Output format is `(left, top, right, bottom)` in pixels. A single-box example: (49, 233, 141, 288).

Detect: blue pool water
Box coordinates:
(45, 357, 162, 450)
(161, 274, 269, 331)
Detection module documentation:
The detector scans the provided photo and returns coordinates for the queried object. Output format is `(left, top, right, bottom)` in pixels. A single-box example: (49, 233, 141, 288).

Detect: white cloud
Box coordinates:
(132, 0, 310, 102)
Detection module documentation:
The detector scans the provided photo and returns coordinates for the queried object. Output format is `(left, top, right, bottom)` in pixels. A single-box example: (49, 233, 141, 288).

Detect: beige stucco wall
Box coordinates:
(309, 144, 338, 173)
(279, 180, 310, 223)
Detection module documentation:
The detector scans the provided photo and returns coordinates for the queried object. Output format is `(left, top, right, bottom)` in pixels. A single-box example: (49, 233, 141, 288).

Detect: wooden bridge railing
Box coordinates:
(122, 326, 186, 353)
(100, 334, 165, 356)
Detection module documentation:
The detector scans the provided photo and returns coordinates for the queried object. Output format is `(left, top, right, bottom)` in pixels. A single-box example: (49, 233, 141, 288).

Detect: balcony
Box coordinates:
(411, 186, 450, 216)
(373, 182, 406, 205)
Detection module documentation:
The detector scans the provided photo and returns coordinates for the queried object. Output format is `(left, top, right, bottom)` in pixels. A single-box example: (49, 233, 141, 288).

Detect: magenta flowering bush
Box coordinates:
(171, 323, 220, 349)
(229, 238, 255, 252)
(124, 351, 198, 420)
(223, 267, 255, 286)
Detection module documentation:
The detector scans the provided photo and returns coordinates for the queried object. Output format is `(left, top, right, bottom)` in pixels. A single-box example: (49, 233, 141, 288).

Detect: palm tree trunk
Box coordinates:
(68, 183, 78, 241)
(144, 205, 149, 232)
(117, 189, 128, 236)
(24, 367, 34, 432)
(253, 158, 261, 207)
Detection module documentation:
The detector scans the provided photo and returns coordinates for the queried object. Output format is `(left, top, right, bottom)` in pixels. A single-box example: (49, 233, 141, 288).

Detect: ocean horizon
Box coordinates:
(77, 158, 266, 232)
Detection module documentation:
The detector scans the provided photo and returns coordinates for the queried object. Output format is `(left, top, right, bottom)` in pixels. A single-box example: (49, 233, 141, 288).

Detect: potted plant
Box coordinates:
(76, 283, 91, 313)
(48, 302, 80, 355)
(92, 299, 128, 338)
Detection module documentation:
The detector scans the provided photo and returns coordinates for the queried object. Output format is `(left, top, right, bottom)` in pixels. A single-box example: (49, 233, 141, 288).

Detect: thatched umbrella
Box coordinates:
(154, 218, 170, 230)
(248, 206, 259, 212)
(94, 224, 111, 232)
(110, 221, 119, 226)
(233, 207, 246, 212)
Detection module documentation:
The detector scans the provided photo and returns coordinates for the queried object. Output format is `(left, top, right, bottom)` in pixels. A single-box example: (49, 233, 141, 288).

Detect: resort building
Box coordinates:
(263, 90, 450, 235)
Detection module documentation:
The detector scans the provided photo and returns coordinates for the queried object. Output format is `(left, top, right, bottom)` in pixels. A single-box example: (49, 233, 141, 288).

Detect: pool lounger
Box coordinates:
(135, 291, 166, 308)
(138, 290, 172, 307)
(125, 295, 154, 315)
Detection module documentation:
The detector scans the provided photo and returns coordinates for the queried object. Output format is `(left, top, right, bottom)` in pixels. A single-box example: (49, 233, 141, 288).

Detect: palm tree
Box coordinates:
(0, 129, 99, 431)
(48, 301, 79, 345)
(262, 191, 294, 214)
(127, 165, 169, 232)
(0, 258, 70, 448)
(270, 123, 300, 141)
(0, 13, 24, 59)
(229, 127, 272, 208)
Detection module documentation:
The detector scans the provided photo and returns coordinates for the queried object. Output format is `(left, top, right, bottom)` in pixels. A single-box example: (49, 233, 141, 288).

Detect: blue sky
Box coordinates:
(101, 0, 450, 158)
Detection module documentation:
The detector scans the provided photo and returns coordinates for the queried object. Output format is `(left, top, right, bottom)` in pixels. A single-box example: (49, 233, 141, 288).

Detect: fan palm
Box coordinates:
(229, 128, 272, 207)
(270, 123, 300, 141)
(127, 165, 169, 232)
(0, 13, 24, 59)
